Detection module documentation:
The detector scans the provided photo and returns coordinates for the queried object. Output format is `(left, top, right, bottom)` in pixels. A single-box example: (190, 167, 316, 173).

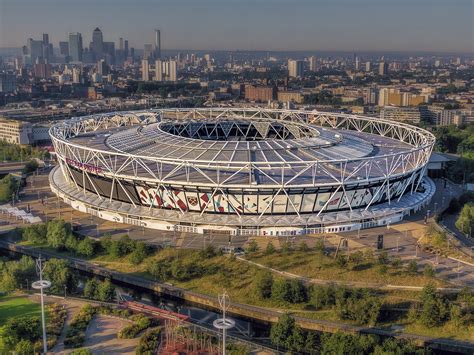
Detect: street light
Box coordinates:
(31, 256, 51, 354)
(213, 291, 235, 355)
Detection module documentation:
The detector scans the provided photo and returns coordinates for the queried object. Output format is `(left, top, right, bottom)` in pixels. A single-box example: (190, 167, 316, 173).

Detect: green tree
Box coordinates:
(269, 314, 296, 350)
(254, 271, 273, 299)
(455, 203, 474, 235)
(271, 279, 292, 303)
(65, 234, 79, 252)
(0, 174, 18, 203)
(83, 278, 99, 299)
(288, 279, 307, 303)
(129, 242, 148, 265)
(22, 224, 48, 244)
(76, 238, 95, 257)
(418, 284, 448, 328)
(44, 258, 76, 294)
(0, 256, 36, 292)
(96, 278, 116, 302)
(320, 332, 377, 355)
(46, 219, 71, 250)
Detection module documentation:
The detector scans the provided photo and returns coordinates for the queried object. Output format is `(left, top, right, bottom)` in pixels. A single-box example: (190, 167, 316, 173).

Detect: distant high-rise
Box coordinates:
(355, 56, 360, 70)
(378, 61, 388, 76)
(27, 38, 43, 63)
(154, 59, 163, 81)
(68, 32, 83, 62)
(144, 44, 153, 60)
(59, 42, 69, 56)
(91, 27, 104, 59)
(365, 61, 371, 72)
(119, 38, 124, 51)
(154, 29, 161, 59)
(124, 40, 129, 58)
(288, 59, 304, 78)
(97, 59, 108, 76)
(169, 60, 177, 82)
(309, 56, 317, 72)
(142, 59, 149, 81)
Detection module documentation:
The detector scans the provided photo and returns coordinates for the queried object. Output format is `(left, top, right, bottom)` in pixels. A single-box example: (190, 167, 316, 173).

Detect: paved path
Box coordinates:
(84, 314, 138, 354)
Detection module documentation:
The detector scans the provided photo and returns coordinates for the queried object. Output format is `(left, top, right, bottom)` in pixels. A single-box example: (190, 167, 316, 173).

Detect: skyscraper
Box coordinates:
(378, 61, 388, 76)
(59, 42, 69, 56)
(355, 56, 360, 70)
(144, 44, 153, 60)
(91, 27, 104, 59)
(142, 59, 149, 81)
(124, 40, 129, 58)
(97, 59, 108, 76)
(68, 32, 83, 62)
(154, 29, 161, 59)
(365, 61, 371, 72)
(169, 60, 177, 82)
(309, 56, 317, 72)
(154, 59, 163, 81)
(27, 38, 43, 63)
(288, 59, 304, 78)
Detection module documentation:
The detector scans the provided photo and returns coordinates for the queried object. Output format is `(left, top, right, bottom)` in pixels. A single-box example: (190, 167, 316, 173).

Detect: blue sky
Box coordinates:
(0, 0, 472, 53)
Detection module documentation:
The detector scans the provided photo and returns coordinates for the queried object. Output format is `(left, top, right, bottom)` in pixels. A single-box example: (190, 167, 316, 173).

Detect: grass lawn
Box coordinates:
(0, 294, 41, 326)
(246, 250, 449, 287)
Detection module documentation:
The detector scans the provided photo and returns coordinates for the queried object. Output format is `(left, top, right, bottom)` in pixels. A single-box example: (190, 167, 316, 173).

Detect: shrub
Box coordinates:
(265, 241, 276, 255)
(64, 304, 97, 348)
(246, 239, 259, 253)
(135, 328, 161, 354)
(423, 263, 435, 277)
(118, 314, 153, 339)
(406, 260, 418, 275)
(254, 271, 273, 299)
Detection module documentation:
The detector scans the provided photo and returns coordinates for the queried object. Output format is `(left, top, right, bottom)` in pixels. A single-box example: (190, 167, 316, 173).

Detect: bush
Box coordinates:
(254, 271, 273, 299)
(129, 242, 149, 265)
(298, 241, 310, 252)
(406, 260, 418, 275)
(135, 327, 161, 354)
(265, 241, 276, 255)
(271, 278, 307, 303)
(118, 314, 152, 339)
(76, 238, 96, 257)
(64, 304, 97, 348)
(246, 239, 259, 253)
(423, 263, 435, 277)
(22, 224, 48, 244)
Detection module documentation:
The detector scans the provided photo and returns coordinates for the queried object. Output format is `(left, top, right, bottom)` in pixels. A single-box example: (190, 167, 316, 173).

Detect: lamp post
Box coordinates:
(213, 291, 235, 355)
(31, 256, 51, 354)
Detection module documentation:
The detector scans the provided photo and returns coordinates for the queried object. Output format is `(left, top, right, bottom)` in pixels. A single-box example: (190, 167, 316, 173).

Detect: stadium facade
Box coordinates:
(49, 108, 435, 236)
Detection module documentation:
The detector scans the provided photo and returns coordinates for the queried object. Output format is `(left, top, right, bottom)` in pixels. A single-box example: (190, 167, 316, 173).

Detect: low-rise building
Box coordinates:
(277, 91, 303, 103)
(245, 85, 276, 102)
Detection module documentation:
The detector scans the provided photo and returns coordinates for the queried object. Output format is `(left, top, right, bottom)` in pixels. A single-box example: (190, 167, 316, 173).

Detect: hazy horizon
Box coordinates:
(0, 0, 473, 53)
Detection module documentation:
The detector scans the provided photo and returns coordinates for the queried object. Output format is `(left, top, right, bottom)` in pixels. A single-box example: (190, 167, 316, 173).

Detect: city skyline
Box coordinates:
(0, 0, 473, 53)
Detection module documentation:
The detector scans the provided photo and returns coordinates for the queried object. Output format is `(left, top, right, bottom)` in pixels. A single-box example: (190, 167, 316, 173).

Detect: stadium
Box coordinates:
(49, 108, 436, 236)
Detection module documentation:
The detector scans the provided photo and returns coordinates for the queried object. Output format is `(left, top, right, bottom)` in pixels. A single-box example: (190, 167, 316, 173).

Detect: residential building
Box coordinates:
(288, 59, 304, 78)
(245, 85, 276, 102)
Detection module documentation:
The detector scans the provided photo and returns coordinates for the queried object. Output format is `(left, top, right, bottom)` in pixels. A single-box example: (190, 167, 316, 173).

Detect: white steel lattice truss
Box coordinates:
(50, 108, 435, 231)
